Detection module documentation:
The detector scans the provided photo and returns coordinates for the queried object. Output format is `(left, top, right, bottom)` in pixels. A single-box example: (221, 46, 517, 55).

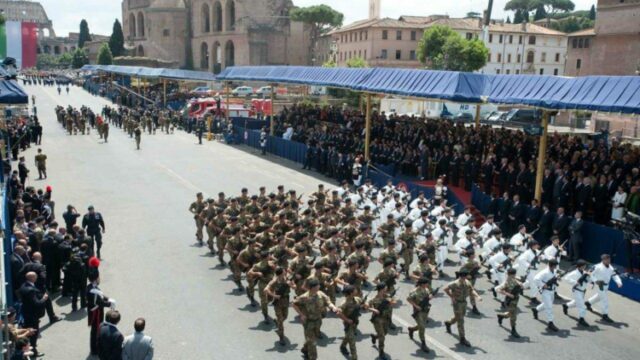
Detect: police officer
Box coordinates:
(82, 206, 106, 259)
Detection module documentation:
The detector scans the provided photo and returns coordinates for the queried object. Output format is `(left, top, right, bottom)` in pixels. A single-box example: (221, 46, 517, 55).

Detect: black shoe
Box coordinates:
(459, 337, 471, 347)
(532, 308, 538, 320)
(389, 322, 398, 331)
(379, 351, 389, 360)
(445, 321, 452, 334)
(278, 339, 286, 346)
(497, 314, 504, 326)
(585, 301, 592, 311)
(500, 301, 506, 309)
(547, 322, 559, 332)
(529, 298, 540, 306)
(471, 306, 481, 315)
(408, 328, 415, 340)
(420, 341, 430, 353)
(491, 287, 498, 298)
(340, 345, 349, 356)
(562, 304, 568, 316)
(371, 334, 377, 345)
(602, 315, 614, 323)
(439, 270, 445, 278)
(578, 318, 590, 327)
(263, 314, 271, 324)
(49, 316, 61, 324)
(250, 299, 258, 307)
(511, 329, 521, 338)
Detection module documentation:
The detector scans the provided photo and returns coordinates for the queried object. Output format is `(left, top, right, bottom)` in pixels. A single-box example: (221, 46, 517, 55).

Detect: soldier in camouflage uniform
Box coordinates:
(337, 285, 367, 360)
(247, 251, 276, 323)
(411, 253, 437, 291)
(368, 283, 395, 360)
(407, 277, 433, 353)
(377, 214, 398, 247)
(289, 246, 313, 296)
(397, 223, 417, 278)
(188, 193, 206, 245)
(237, 238, 261, 306)
(459, 250, 482, 315)
(226, 229, 247, 291)
(443, 269, 481, 347)
(496, 268, 523, 338)
(374, 259, 399, 296)
(265, 267, 292, 345)
(292, 279, 338, 360)
(336, 259, 367, 297)
(218, 217, 241, 266)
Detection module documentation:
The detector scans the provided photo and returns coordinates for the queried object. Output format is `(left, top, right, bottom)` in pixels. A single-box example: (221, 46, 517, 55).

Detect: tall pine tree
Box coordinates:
(513, 9, 523, 24)
(78, 20, 92, 48)
(534, 6, 547, 21)
(506, 16, 512, 24)
(109, 19, 125, 57)
(589, 4, 596, 20)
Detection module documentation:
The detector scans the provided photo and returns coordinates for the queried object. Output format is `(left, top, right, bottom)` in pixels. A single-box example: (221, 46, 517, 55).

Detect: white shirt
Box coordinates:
(489, 251, 510, 271)
(482, 236, 501, 257)
(456, 212, 471, 228)
(509, 232, 527, 251)
(455, 237, 474, 257)
(515, 248, 539, 275)
(534, 267, 560, 292)
(590, 262, 622, 287)
(430, 206, 444, 217)
(478, 221, 497, 239)
(543, 245, 565, 262)
(564, 268, 590, 292)
(410, 197, 426, 209)
(408, 207, 423, 221)
(432, 227, 447, 247)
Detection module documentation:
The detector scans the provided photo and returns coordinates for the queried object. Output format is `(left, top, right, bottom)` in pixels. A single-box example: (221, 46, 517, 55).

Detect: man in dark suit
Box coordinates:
(19, 252, 60, 324)
(576, 178, 592, 213)
(508, 194, 526, 237)
(537, 203, 554, 246)
(558, 177, 572, 210)
(526, 199, 542, 233)
(552, 207, 571, 243)
(98, 310, 124, 360)
(568, 211, 584, 263)
(87, 272, 113, 356)
(10, 245, 28, 294)
(541, 169, 555, 208)
(18, 272, 48, 357)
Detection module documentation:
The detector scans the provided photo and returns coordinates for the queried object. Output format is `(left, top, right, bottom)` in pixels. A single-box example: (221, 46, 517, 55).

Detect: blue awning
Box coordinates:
(218, 66, 640, 114)
(0, 80, 28, 104)
(81, 65, 217, 82)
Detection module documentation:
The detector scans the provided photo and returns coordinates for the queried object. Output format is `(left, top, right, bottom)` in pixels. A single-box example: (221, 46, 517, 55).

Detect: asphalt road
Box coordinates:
(20, 83, 638, 360)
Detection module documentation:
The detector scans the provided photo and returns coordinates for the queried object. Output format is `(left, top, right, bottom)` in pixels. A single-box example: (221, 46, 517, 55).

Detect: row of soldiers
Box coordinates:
(188, 183, 623, 360)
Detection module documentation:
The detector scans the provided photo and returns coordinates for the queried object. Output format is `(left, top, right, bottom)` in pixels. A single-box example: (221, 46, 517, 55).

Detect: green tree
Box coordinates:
(505, 0, 536, 22)
(97, 43, 113, 65)
(57, 52, 73, 68)
(532, 0, 575, 22)
(78, 19, 92, 48)
(71, 48, 89, 69)
(36, 54, 57, 70)
(108, 19, 125, 57)
(513, 9, 524, 23)
(418, 25, 488, 72)
(322, 59, 337, 68)
(466, 11, 482, 18)
(346, 57, 368, 68)
(506, 16, 512, 23)
(290, 4, 344, 65)
(534, 5, 547, 20)
(0, 14, 5, 26)
(589, 4, 596, 20)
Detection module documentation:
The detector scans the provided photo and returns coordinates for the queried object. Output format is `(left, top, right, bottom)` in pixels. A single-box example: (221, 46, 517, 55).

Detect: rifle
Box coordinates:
(573, 272, 590, 292)
(539, 270, 565, 293)
(371, 298, 391, 322)
(504, 283, 523, 307)
(346, 293, 370, 326)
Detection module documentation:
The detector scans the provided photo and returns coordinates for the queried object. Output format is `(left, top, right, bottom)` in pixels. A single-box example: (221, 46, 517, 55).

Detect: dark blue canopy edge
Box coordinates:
(0, 80, 28, 104)
(217, 66, 640, 114)
(81, 65, 217, 82)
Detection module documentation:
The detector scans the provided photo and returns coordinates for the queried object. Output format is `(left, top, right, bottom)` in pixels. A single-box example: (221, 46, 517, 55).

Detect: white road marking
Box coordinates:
(155, 161, 208, 196)
(391, 314, 468, 360)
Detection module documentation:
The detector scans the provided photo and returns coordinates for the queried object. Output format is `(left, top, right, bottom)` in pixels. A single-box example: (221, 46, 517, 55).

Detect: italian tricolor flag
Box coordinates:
(0, 21, 38, 69)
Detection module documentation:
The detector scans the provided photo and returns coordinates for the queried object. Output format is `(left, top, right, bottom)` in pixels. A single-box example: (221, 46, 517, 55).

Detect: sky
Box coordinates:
(36, 0, 596, 36)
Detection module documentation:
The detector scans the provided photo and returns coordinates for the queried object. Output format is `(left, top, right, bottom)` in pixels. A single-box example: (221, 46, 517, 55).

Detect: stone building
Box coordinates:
(121, 0, 311, 72)
(565, 0, 640, 76)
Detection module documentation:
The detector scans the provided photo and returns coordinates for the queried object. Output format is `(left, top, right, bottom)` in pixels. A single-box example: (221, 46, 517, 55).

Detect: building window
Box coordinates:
(163, 29, 170, 37)
(365, 31, 368, 40)
(578, 38, 584, 48)
(361, 31, 364, 41)
(381, 49, 388, 59)
(411, 31, 417, 41)
(506, 69, 510, 74)
(499, 34, 503, 43)
(527, 51, 534, 63)
(396, 30, 402, 40)
(539, 68, 544, 75)
(466, 32, 473, 40)
(519, 35, 523, 44)
(516, 69, 520, 74)
(364, 50, 367, 58)
(584, 38, 590, 48)
(507, 54, 511, 63)
(497, 53, 502, 62)
(572, 38, 578, 48)
(576, 58, 582, 69)
(382, 30, 388, 40)
(487, 53, 491, 62)
(410, 50, 416, 60)
(553, 68, 559, 75)
(555, 53, 560, 62)
(395, 50, 401, 59)
(541, 52, 546, 62)
(529, 36, 536, 45)
(496, 69, 501, 74)
(517, 54, 521, 63)
(489, 34, 493, 43)
(509, 35, 513, 44)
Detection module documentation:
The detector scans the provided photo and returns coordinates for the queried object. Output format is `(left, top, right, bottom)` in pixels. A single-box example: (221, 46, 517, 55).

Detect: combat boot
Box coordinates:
(585, 301, 592, 311)
(491, 287, 498, 298)
(408, 327, 415, 340)
(471, 305, 481, 315)
(277, 332, 286, 346)
(420, 340, 430, 353)
(262, 313, 271, 324)
(562, 304, 569, 315)
(340, 344, 349, 356)
(459, 337, 471, 347)
(444, 321, 452, 334)
(547, 322, 559, 332)
(378, 349, 389, 360)
(578, 318, 590, 327)
(370, 334, 378, 346)
(602, 315, 614, 323)
(531, 308, 538, 320)
(511, 328, 521, 338)
(497, 314, 504, 326)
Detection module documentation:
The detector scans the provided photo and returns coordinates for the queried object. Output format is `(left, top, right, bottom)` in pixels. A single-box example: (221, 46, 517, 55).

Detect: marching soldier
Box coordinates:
(443, 269, 481, 347)
(265, 267, 292, 346)
(247, 251, 276, 323)
(585, 254, 623, 323)
(563, 259, 591, 326)
(337, 285, 367, 360)
(368, 283, 395, 360)
(460, 250, 482, 315)
(188, 193, 205, 245)
(293, 279, 338, 360)
(397, 223, 417, 278)
(496, 268, 523, 338)
(407, 277, 433, 353)
(532, 259, 561, 332)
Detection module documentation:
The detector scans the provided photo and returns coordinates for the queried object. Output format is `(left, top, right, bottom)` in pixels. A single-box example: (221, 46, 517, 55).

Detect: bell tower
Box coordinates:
(369, 0, 381, 19)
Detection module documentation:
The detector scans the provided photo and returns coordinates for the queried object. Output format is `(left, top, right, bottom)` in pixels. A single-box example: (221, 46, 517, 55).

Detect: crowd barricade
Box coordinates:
(471, 184, 640, 302)
(230, 117, 270, 131)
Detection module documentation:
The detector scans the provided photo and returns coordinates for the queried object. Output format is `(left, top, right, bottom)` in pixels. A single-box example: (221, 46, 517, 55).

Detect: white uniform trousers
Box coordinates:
(566, 289, 587, 318)
(536, 290, 555, 322)
(587, 288, 610, 315)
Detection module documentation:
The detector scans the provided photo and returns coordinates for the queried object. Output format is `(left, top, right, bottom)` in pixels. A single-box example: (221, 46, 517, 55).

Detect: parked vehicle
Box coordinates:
(504, 109, 542, 124)
(231, 86, 254, 97)
(486, 111, 507, 122)
(255, 86, 272, 96)
(453, 112, 474, 123)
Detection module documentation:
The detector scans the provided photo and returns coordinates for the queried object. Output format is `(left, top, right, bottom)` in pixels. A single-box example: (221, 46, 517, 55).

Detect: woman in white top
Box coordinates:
(611, 186, 627, 221)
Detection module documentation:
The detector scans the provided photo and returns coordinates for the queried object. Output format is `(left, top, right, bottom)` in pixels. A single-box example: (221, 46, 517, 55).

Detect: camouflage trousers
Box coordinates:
(498, 301, 518, 328)
(303, 318, 322, 360)
(342, 323, 358, 360)
(401, 249, 414, 272)
(448, 302, 467, 338)
(194, 218, 204, 241)
(409, 311, 429, 342)
(274, 301, 289, 339)
(216, 237, 227, 263)
(372, 318, 389, 351)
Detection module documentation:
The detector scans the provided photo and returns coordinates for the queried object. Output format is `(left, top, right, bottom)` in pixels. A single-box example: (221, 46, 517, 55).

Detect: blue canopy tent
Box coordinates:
(0, 80, 28, 104)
